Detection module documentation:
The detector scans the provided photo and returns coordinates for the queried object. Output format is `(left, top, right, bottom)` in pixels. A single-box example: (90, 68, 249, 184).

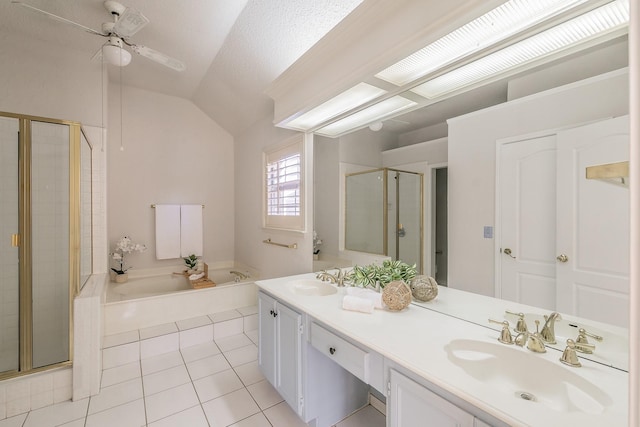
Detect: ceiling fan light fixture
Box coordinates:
(103, 40, 132, 66)
(369, 121, 383, 131)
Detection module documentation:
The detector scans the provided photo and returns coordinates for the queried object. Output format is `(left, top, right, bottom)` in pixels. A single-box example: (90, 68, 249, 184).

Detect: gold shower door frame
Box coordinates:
(1, 111, 82, 380)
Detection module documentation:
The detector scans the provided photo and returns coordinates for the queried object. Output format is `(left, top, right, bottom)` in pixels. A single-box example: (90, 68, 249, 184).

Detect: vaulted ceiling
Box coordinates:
(1, 0, 363, 136)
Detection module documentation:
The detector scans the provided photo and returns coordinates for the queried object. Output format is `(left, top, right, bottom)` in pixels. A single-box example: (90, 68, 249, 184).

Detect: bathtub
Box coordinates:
(106, 270, 251, 302)
(104, 266, 258, 335)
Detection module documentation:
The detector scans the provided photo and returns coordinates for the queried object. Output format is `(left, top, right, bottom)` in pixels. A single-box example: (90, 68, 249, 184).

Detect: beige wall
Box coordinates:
(233, 117, 314, 278)
(107, 84, 235, 271)
(447, 69, 629, 297)
(0, 33, 103, 126)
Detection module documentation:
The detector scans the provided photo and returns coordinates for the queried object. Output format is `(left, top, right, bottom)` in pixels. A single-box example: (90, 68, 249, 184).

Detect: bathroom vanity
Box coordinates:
(256, 273, 628, 427)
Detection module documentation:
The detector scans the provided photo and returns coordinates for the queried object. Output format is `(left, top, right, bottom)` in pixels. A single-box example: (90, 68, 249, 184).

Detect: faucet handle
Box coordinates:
(560, 339, 595, 367)
(575, 328, 602, 354)
(505, 310, 528, 333)
(488, 319, 514, 345)
(578, 328, 603, 342)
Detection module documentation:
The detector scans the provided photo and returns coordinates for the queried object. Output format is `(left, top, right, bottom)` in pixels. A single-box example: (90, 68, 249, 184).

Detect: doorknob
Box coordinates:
(556, 254, 569, 263)
(503, 248, 516, 259)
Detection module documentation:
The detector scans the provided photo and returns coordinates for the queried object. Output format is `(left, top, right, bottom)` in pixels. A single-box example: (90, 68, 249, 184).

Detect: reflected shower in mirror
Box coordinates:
(345, 168, 423, 272)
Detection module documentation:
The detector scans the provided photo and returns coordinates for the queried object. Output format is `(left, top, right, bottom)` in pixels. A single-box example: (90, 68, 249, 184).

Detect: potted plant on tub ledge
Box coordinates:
(110, 236, 146, 283)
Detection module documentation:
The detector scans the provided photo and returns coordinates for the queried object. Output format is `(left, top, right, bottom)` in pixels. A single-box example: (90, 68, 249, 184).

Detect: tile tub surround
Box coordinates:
(104, 280, 258, 335)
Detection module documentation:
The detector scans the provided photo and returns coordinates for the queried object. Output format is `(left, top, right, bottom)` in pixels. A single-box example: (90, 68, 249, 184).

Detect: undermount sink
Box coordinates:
(287, 279, 338, 296)
(444, 339, 612, 414)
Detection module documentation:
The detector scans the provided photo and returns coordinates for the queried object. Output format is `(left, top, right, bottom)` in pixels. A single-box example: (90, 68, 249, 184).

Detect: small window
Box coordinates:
(263, 135, 305, 231)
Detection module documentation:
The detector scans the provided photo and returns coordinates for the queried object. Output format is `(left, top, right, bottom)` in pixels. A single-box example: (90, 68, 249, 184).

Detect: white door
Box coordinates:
(555, 116, 629, 326)
(498, 135, 557, 310)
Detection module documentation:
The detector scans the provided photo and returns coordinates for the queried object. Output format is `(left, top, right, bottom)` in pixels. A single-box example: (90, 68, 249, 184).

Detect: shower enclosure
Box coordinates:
(0, 112, 92, 380)
(345, 168, 423, 272)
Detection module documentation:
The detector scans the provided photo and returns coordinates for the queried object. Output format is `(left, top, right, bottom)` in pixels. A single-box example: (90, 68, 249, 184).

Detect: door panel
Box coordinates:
(276, 302, 302, 415)
(556, 116, 629, 326)
(499, 135, 557, 309)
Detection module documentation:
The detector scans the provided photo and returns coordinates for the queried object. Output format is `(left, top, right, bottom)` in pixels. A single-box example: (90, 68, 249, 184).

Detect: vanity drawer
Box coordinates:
(310, 322, 369, 383)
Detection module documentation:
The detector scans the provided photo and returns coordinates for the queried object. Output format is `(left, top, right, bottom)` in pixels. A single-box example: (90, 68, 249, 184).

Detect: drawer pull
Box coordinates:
(329, 347, 336, 355)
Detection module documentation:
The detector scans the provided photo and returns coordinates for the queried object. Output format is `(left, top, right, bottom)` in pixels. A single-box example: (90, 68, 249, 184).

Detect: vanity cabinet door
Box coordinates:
(275, 302, 302, 413)
(258, 292, 277, 385)
(257, 291, 303, 416)
(389, 369, 474, 427)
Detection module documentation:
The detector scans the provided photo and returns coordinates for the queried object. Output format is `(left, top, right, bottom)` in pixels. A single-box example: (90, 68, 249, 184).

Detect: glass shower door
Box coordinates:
(396, 171, 422, 273)
(0, 117, 20, 375)
(31, 121, 70, 369)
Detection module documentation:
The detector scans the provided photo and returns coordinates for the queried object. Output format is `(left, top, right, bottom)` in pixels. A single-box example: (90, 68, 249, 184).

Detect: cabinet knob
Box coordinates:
(269, 309, 274, 316)
(329, 347, 336, 355)
(273, 311, 278, 318)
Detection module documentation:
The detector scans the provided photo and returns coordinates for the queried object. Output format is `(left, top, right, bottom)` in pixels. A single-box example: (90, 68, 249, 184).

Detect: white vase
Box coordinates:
(110, 270, 128, 283)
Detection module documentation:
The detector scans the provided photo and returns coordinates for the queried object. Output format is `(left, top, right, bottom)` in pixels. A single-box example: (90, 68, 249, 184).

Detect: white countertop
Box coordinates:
(256, 273, 628, 427)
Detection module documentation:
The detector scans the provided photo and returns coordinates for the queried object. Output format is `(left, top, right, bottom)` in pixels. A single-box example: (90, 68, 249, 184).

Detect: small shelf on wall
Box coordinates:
(586, 161, 629, 187)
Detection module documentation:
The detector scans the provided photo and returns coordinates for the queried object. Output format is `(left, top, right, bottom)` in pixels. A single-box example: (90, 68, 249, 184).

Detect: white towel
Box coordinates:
(342, 295, 374, 314)
(155, 204, 181, 259)
(346, 287, 384, 309)
(180, 204, 203, 257)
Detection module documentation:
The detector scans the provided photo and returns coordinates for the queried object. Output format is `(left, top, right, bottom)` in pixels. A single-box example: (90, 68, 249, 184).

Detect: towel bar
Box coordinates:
(151, 204, 204, 208)
(263, 238, 297, 249)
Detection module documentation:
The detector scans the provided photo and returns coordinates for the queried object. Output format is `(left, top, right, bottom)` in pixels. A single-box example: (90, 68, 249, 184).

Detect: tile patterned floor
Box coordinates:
(0, 331, 384, 427)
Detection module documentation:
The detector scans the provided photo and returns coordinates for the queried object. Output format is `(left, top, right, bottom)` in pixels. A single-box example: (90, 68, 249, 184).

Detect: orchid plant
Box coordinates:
(313, 231, 323, 255)
(111, 236, 146, 275)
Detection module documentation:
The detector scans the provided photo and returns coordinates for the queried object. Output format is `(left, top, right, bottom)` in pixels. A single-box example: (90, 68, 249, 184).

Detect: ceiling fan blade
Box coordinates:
(12, 1, 105, 36)
(130, 44, 186, 72)
(112, 7, 149, 38)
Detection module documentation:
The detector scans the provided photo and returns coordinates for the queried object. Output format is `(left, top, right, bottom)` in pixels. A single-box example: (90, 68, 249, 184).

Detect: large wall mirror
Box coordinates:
(313, 35, 629, 371)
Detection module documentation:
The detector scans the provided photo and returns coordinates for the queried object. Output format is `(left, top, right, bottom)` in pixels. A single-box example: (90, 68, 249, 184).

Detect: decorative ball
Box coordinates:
(382, 281, 412, 311)
(409, 275, 439, 302)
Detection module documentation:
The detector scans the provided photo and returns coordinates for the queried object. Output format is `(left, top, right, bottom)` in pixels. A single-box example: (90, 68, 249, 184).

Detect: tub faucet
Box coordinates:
(230, 271, 250, 282)
(540, 312, 562, 344)
(316, 268, 346, 287)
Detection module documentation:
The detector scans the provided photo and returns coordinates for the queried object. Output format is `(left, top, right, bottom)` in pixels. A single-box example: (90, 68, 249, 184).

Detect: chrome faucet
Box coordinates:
(540, 312, 562, 344)
(316, 268, 346, 287)
(230, 270, 250, 282)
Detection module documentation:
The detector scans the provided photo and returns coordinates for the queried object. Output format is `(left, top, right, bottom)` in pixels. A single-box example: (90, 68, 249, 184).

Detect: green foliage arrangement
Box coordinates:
(346, 260, 417, 289)
(183, 254, 198, 269)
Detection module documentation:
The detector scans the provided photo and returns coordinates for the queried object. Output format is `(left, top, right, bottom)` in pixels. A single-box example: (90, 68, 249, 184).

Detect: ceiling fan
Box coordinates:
(12, 0, 186, 71)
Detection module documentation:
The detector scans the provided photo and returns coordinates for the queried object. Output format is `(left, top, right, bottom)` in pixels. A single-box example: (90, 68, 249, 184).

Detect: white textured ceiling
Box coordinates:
(2, 0, 363, 135)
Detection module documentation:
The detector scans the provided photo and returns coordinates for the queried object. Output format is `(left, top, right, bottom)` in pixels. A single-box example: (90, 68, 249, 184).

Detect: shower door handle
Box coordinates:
(11, 234, 20, 247)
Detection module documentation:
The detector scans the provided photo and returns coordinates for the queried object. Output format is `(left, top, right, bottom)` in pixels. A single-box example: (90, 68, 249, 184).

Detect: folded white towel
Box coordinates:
(180, 204, 203, 257)
(155, 205, 181, 260)
(346, 287, 384, 309)
(189, 272, 205, 281)
(342, 295, 374, 314)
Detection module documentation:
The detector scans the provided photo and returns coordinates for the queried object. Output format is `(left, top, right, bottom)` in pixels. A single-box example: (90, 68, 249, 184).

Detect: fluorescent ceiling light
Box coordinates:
(411, 0, 629, 99)
(316, 96, 417, 137)
(285, 83, 387, 131)
(376, 0, 588, 86)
